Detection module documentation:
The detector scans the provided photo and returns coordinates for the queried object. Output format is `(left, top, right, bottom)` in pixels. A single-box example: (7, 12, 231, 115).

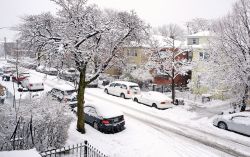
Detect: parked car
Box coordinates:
(59, 68, 79, 81)
(2, 71, 13, 81)
(133, 91, 173, 109)
(20, 76, 44, 91)
(44, 67, 58, 75)
(0, 84, 7, 104)
(21, 62, 37, 69)
(12, 72, 30, 84)
(47, 86, 77, 108)
(97, 74, 114, 88)
(213, 112, 250, 136)
(74, 103, 125, 133)
(36, 65, 58, 75)
(0, 68, 3, 76)
(2, 66, 16, 74)
(104, 81, 140, 99)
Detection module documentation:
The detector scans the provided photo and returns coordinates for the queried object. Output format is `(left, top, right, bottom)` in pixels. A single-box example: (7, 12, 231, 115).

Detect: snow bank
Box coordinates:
(0, 149, 40, 157)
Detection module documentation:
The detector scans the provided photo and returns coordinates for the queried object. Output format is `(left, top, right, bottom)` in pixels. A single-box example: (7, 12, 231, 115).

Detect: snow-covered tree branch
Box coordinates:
(18, 0, 149, 133)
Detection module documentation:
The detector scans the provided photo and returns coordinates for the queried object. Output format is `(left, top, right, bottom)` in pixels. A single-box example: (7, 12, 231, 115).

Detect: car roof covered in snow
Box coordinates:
(111, 81, 139, 86)
(85, 102, 123, 118)
(25, 76, 43, 83)
(220, 111, 250, 119)
(52, 84, 76, 92)
(146, 91, 172, 100)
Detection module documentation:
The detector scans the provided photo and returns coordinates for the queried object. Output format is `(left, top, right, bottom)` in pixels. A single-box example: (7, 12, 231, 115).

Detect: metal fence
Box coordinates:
(40, 141, 107, 157)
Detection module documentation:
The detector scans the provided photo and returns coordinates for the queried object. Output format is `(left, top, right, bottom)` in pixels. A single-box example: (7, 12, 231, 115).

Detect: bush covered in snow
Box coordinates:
(0, 94, 73, 151)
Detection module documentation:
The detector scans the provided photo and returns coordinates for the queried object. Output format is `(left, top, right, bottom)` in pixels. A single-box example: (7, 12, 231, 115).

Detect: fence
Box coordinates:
(40, 141, 107, 157)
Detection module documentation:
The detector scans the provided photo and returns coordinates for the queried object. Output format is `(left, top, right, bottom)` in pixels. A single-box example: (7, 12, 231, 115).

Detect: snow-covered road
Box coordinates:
(1, 60, 250, 157)
(85, 89, 250, 157)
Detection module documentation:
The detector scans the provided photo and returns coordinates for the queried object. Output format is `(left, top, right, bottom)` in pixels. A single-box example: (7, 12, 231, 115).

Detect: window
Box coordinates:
(188, 38, 199, 45)
(199, 52, 210, 60)
(128, 49, 138, 56)
(115, 83, 121, 87)
(121, 84, 127, 89)
(110, 83, 115, 87)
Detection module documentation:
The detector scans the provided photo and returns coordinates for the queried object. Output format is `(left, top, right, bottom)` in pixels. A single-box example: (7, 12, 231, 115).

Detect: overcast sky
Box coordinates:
(0, 0, 236, 42)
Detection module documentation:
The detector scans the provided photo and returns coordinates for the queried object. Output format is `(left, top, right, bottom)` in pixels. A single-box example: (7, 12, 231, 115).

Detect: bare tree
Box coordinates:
(18, 0, 149, 133)
(186, 18, 211, 34)
(148, 24, 191, 103)
(207, 0, 250, 102)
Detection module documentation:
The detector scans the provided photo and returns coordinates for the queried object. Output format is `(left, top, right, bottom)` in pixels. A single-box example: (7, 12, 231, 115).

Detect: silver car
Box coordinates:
(213, 112, 250, 136)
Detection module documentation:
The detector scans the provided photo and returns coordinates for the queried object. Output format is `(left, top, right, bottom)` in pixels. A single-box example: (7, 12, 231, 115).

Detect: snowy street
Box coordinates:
(1, 1, 250, 156)
(1, 60, 250, 157)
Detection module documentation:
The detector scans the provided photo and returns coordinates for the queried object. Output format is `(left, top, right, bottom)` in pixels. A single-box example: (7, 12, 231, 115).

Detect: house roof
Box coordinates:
(187, 31, 211, 38)
(151, 35, 184, 48)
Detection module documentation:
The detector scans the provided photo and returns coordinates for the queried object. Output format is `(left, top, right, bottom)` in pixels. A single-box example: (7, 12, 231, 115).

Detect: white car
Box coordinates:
(213, 112, 250, 136)
(133, 91, 173, 109)
(104, 81, 140, 99)
(21, 76, 44, 91)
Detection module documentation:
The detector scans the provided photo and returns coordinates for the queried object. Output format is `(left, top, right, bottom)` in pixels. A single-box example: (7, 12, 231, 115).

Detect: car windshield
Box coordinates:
(66, 90, 76, 95)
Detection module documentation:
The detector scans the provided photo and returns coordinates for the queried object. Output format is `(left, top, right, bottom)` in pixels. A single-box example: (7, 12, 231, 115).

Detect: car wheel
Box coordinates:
(120, 93, 126, 99)
(152, 103, 157, 108)
(104, 89, 109, 94)
(218, 122, 228, 130)
(134, 98, 138, 102)
(93, 122, 99, 131)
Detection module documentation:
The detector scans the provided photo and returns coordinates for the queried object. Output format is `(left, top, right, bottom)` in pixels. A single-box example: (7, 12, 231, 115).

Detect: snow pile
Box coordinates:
(0, 149, 40, 157)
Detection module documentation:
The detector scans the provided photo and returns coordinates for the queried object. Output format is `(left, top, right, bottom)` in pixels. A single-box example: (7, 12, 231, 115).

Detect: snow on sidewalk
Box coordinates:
(0, 149, 41, 157)
(66, 117, 233, 157)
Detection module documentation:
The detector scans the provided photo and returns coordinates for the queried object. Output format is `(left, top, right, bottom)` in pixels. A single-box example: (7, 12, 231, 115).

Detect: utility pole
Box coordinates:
(4, 37, 7, 60)
(16, 40, 19, 87)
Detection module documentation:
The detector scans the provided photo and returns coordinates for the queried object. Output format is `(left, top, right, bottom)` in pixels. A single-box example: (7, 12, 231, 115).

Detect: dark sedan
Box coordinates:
(76, 103, 125, 133)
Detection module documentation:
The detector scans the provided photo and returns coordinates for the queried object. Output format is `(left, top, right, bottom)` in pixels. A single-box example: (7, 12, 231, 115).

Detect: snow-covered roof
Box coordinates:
(187, 31, 211, 38)
(151, 35, 184, 48)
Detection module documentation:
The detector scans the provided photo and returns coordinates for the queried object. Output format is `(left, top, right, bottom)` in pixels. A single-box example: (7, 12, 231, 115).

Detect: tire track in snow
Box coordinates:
(86, 91, 250, 157)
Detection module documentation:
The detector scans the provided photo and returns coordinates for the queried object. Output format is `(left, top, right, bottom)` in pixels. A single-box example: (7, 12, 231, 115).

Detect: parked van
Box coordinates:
(104, 81, 140, 99)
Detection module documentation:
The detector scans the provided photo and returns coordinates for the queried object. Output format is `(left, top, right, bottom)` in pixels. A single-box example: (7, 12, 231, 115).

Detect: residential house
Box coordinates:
(105, 46, 151, 78)
(187, 31, 230, 99)
(186, 31, 212, 94)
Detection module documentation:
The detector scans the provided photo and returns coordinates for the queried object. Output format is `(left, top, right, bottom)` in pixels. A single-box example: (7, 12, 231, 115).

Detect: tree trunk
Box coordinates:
(171, 67, 175, 104)
(243, 84, 249, 103)
(76, 69, 86, 134)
